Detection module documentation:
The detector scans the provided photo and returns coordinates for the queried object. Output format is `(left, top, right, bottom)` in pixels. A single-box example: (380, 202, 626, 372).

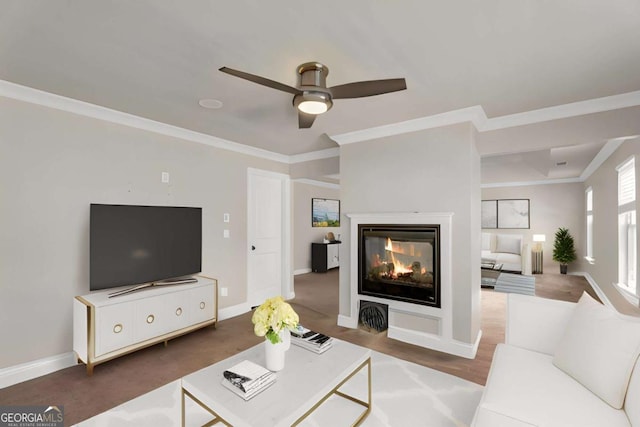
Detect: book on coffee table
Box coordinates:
(290, 325, 333, 354)
(222, 360, 275, 400)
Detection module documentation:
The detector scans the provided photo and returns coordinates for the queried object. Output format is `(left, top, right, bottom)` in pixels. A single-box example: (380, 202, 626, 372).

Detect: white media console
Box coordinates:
(73, 276, 217, 375)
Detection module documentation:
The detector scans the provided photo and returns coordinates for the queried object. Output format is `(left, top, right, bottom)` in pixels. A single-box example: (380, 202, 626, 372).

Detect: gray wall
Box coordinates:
(292, 182, 341, 273)
(0, 97, 288, 368)
(339, 123, 481, 344)
(583, 140, 640, 315)
(481, 182, 585, 273)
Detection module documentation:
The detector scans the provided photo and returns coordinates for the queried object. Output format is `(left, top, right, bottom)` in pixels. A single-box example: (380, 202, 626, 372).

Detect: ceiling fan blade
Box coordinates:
(330, 78, 407, 99)
(298, 111, 316, 129)
(219, 67, 301, 95)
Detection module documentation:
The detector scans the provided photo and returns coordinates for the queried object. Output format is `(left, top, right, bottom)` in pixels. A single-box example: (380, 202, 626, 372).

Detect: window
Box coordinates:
(617, 157, 637, 295)
(585, 187, 594, 262)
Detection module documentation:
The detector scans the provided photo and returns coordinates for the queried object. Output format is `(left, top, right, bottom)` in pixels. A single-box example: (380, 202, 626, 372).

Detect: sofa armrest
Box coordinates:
(506, 293, 575, 355)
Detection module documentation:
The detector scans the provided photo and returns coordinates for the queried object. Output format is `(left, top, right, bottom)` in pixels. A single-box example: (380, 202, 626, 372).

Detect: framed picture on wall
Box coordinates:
(497, 199, 530, 229)
(481, 200, 498, 229)
(312, 198, 340, 227)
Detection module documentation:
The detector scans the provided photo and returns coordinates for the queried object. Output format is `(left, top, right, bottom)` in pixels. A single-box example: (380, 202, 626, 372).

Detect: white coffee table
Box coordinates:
(181, 338, 371, 426)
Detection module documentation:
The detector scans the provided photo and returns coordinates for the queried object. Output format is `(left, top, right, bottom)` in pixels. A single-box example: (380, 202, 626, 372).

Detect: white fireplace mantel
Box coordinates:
(340, 212, 480, 359)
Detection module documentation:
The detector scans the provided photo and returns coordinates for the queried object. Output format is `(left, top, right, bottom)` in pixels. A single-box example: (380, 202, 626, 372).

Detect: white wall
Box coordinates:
(0, 97, 288, 369)
(583, 140, 640, 315)
(292, 182, 341, 273)
(481, 182, 584, 273)
(339, 123, 481, 345)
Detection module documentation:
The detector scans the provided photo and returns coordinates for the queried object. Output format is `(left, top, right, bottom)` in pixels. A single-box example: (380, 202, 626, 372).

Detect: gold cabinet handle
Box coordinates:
(113, 324, 123, 334)
(200, 302, 205, 310)
(175, 307, 182, 316)
(146, 314, 155, 324)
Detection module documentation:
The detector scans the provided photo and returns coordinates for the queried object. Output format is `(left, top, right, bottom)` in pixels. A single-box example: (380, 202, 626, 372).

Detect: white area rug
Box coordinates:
(75, 351, 483, 426)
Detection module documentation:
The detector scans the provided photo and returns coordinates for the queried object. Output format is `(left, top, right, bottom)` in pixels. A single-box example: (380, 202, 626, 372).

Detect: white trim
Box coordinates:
(484, 91, 640, 131)
(246, 168, 293, 306)
(218, 302, 252, 321)
(481, 177, 583, 189)
(0, 80, 291, 163)
(331, 91, 640, 146)
(0, 352, 76, 389)
(337, 314, 358, 329)
(3, 79, 639, 169)
(289, 148, 340, 164)
(294, 268, 312, 275)
(344, 212, 471, 357)
(293, 178, 340, 190)
(581, 138, 629, 180)
(388, 327, 482, 359)
(571, 272, 614, 309)
(614, 282, 640, 307)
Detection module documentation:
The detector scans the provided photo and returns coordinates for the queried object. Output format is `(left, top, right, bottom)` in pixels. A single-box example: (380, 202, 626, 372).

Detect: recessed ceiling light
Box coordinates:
(198, 99, 223, 109)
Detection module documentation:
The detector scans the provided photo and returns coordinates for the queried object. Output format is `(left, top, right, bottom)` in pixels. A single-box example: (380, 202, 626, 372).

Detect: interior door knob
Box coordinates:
(251, 245, 256, 251)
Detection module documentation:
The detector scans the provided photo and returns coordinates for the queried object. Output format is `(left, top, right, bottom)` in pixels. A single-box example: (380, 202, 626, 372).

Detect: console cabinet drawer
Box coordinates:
(74, 276, 217, 374)
(95, 302, 135, 356)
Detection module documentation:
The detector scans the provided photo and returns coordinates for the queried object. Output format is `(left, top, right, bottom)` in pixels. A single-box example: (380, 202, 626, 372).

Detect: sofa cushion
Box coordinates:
(495, 235, 521, 255)
(553, 292, 640, 409)
(494, 253, 522, 273)
(626, 356, 640, 427)
(481, 233, 492, 251)
(476, 344, 631, 426)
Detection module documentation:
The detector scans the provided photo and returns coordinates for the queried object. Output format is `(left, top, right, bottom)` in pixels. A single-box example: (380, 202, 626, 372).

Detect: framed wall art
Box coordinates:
(481, 199, 530, 229)
(312, 198, 340, 227)
(481, 200, 498, 229)
(497, 199, 530, 229)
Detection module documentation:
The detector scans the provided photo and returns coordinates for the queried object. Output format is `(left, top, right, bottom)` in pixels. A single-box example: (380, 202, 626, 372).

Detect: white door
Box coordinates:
(247, 168, 291, 308)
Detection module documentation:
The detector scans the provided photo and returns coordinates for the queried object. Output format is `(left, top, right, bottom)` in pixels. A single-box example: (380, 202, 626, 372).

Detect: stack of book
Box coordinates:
(221, 360, 275, 400)
(290, 325, 334, 354)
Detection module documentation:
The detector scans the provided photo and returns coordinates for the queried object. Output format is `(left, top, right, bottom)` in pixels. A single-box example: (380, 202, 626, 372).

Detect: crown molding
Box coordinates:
(288, 147, 340, 164)
(293, 178, 340, 190)
(332, 91, 640, 146)
(0, 80, 290, 164)
(3, 79, 639, 170)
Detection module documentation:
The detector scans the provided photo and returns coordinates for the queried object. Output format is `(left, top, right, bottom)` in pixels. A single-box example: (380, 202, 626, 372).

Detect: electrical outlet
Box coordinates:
(161, 172, 170, 183)
(220, 287, 228, 297)
(223, 213, 230, 223)
(223, 229, 230, 238)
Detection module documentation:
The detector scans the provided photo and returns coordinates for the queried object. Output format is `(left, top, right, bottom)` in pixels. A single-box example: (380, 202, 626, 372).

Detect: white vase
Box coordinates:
(264, 329, 290, 371)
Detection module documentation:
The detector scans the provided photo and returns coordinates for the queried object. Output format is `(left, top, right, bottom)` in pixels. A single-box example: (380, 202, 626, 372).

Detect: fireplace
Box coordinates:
(358, 224, 440, 308)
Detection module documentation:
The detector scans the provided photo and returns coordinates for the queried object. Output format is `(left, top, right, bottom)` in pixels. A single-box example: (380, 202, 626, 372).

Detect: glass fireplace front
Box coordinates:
(358, 224, 440, 307)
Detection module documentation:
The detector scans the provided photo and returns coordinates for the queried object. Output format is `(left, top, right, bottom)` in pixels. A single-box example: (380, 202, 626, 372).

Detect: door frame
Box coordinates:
(246, 167, 293, 306)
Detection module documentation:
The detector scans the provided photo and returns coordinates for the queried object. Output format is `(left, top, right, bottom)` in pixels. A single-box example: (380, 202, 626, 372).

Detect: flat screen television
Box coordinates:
(90, 204, 202, 291)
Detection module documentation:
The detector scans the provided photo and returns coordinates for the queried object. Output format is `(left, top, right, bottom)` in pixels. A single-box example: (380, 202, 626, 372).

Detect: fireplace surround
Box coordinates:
(342, 212, 480, 359)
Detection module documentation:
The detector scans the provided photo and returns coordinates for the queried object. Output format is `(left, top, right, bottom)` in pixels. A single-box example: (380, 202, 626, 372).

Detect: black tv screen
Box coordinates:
(90, 204, 202, 291)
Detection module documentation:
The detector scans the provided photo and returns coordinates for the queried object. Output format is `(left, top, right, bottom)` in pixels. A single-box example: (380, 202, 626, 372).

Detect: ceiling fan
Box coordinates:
(219, 62, 407, 129)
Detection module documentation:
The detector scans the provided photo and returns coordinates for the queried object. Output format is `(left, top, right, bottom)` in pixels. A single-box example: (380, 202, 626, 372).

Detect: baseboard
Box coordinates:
(294, 268, 312, 275)
(388, 327, 482, 359)
(337, 314, 358, 328)
(218, 302, 252, 321)
(571, 271, 614, 308)
(0, 352, 77, 389)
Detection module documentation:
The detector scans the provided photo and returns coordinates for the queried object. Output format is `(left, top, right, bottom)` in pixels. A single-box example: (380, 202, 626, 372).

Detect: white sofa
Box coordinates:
(482, 233, 531, 275)
(472, 293, 640, 426)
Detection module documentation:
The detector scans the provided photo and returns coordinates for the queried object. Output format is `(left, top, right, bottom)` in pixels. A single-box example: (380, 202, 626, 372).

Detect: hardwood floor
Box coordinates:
(0, 269, 593, 425)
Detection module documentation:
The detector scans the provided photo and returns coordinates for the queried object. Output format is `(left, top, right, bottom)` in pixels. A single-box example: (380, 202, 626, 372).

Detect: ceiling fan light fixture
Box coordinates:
(294, 91, 333, 115)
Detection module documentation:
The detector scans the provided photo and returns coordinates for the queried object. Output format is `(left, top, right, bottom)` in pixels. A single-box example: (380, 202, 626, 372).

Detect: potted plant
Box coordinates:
(552, 227, 577, 274)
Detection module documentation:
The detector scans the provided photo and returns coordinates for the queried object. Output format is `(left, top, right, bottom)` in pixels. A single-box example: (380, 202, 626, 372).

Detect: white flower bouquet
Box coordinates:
(252, 296, 299, 344)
